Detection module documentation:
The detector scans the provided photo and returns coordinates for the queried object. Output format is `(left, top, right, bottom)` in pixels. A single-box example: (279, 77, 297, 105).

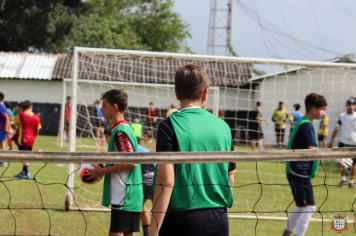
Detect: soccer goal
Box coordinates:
(64, 47, 356, 219)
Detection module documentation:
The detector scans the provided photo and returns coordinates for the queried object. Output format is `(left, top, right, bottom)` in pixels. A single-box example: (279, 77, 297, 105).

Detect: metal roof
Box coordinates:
(0, 52, 60, 80)
(52, 55, 252, 88)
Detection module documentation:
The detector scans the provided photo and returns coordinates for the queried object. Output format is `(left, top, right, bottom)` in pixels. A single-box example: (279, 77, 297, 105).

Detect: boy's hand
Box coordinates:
(84, 164, 104, 180)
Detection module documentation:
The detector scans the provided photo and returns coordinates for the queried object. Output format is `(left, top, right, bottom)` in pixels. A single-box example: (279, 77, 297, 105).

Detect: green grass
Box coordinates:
(0, 135, 354, 235)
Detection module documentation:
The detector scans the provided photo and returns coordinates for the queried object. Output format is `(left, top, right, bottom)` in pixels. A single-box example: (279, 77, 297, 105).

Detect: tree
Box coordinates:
(0, 0, 84, 53)
(0, 0, 191, 53)
(67, 0, 191, 53)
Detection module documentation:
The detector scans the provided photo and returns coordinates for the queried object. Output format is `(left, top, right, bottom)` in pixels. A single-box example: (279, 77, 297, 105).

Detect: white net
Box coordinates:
(62, 49, 356, 222)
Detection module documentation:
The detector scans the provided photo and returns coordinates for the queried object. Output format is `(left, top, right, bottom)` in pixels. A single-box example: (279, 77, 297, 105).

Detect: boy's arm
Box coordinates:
(150, 163, 175, 236)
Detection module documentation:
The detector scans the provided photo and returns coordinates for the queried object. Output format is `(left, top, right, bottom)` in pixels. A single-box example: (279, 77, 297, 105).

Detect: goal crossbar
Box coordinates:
(1, 147, 356, 164)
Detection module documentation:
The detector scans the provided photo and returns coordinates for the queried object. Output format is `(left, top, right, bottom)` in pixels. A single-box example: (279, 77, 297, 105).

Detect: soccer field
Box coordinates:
(0, 135, 354, 235)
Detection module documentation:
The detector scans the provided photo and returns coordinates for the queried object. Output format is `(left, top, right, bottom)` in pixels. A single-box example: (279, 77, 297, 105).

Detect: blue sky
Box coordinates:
(173, 0, 356, 61)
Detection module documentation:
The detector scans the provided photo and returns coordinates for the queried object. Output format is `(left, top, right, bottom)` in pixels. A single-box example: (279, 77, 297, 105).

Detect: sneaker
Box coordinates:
(338, 180, 347, 188)
(349, 183, 355, 189)
(0, 162, 6, 167)
(14, 172, 23, 178)
(17, 173, 31, 180)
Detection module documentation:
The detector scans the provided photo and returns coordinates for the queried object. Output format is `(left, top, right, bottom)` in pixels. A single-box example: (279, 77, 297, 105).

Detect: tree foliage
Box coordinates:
(0, 0, 191, 53)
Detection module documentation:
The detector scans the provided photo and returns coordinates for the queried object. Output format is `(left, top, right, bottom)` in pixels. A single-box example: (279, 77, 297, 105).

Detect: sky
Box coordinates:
(172, 0, 356, 62)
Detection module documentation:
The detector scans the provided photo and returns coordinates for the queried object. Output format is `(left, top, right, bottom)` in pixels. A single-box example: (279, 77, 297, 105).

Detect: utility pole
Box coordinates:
(207, 0, 232, 56)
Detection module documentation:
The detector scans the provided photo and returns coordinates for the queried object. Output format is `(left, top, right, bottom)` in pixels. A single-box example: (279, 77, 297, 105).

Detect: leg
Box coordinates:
(251, 139, 256, 151)
(109, 233, 123, 236)
(350, 162, 356, 181)
(141, 198, 150, 236)
(258, 138, 263, 151)
(276, 136, 280, 149)
(294, 205, 316, 236)
(0, 141, 5, 150)
(283, 206, 303, 235)
(281, 135, 285, 148)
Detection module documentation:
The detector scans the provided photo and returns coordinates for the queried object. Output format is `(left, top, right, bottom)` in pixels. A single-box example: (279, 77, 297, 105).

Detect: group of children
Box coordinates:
(0, 63, 345, 236)
(0, 93, 41, 179)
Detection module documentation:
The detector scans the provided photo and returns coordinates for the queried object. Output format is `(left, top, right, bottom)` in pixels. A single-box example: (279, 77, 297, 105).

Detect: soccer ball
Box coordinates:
(77, 164, 104, 184)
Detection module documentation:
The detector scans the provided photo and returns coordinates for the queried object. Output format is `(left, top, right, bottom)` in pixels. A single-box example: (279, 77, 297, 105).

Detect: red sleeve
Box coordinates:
(115, 131, 134, 152)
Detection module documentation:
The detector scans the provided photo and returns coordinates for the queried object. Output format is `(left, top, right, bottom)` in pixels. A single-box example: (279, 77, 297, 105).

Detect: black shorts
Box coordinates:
(159, 208, 229, 236)
(110, 205, 140, 233)
(248, 129, 264, 140)
(64, 120, 70, 129)
(143, 184, 152, 200)
(338, 142, 356, 164)
(18, 146, 32, 151)
(275, 128, 285, 137)
(287, 173, 315, 206)
(318, 135, 326, 142)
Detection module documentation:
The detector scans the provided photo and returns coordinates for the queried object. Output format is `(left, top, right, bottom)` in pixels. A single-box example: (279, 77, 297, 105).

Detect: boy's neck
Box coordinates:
(304, 112, 314, 122)
(110, 113, 125, 125)
(180, 99, 203, 110)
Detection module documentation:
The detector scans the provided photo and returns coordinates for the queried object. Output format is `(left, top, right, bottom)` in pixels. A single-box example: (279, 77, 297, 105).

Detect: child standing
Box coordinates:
(86, 89, 142, 236)
(13, 100, 41, 179)
(150, 64, 235, 236)
(282, 93, 327, 236)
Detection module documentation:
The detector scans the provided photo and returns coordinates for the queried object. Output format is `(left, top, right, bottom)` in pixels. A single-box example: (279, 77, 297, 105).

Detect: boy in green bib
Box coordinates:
(282, 93, 327, 236)
(85, 89, 143, 236)
(150, 64, 235, 236)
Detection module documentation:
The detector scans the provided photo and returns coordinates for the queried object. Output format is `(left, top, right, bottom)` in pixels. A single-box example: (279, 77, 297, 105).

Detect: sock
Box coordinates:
(24, 166, 30, 176)
(294, 206, 316, 236)
(285, 207, 303, 232)
(64, 134, 67, 141)
(102, 135, 106, 140)
(350, 179, 354, 184)
(142, 225, 150, 236)
(22, 166, 26, 174)
(341, 176, 346, 181)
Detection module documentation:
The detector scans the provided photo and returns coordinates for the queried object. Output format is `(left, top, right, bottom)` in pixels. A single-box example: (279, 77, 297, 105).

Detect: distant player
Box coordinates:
(166, 103, 178, 117)
(146, 102, 157, 139)
(13, 100, 41, 179)
(150, 64, 235, 236)
(63, 96, 71, 142)
(289, 103, 302, 135)
(0, 92, 10, 167)
(317, 113, 329, 148)
(282, 93, 327, 236)
(93, 100, 105, 145)
(272, 101, 289, 150)
(328, 99, 356, 188)
(248, 101, 267, 150)
(12, 102, 23, 149)
(4, 101, 14, 150)
(131, 118, 143, 144)
(85, 89, 142, 236)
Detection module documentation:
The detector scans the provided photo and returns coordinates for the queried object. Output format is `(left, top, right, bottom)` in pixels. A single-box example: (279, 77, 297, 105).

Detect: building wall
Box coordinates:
(254, 68, 356, 146)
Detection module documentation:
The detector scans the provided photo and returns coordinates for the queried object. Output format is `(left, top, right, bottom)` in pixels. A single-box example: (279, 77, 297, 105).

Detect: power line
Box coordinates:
(309, 1, 327, 59)
(333, 0, 356, 23)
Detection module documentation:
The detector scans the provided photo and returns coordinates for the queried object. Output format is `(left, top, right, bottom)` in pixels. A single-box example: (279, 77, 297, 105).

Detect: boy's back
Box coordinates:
(18, 112, 40, 147)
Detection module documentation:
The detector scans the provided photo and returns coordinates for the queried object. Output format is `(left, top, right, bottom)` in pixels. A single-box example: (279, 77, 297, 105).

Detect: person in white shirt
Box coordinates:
(328, 99, 356, 188)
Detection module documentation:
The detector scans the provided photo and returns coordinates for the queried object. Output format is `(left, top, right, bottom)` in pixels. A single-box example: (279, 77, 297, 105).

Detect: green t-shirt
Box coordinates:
(102, 122, 143, 212)
(154, 107, 234, 211)
(7, 109, 14, 117)
(130, 123, 142, 137)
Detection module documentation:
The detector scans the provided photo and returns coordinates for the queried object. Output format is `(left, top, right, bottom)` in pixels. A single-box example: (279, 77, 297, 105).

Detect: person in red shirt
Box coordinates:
(63, 96, 71, 142)
(146, 102, 157, 139)
(14, 100, 41, 179)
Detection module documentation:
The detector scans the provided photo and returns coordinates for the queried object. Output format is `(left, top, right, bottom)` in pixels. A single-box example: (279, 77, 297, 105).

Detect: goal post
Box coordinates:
(63, 46, 356, 215)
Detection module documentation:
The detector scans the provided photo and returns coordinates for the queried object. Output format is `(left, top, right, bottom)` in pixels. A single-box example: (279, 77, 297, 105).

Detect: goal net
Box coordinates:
(60, 48, 356, 221)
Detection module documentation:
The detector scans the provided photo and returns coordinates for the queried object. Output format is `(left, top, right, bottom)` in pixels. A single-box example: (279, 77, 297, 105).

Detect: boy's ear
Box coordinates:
(113, 104, 119, 111)
(202, 88, 209, 102)
(175, 90, 180, 101)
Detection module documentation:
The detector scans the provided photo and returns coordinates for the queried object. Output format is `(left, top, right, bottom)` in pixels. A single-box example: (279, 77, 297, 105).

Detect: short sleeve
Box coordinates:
(301, 123, 317, 147)
(0, 106, 7, 116)
(324, 116, 329, 126)
(156, 118, 178, 152)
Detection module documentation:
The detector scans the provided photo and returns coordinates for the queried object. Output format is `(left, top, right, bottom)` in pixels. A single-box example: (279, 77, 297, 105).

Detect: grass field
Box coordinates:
(0, 135, 355, 235)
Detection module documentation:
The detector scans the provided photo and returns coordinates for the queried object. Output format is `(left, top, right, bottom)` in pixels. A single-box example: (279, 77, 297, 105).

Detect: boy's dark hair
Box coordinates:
(22, 100, 33, 110)
(279, 101, 284, 105)
(101, 89, 127, 113)
(67, 96, 71, 100)
(18, 102, 23, 108)
(0, 92, 4, 101)
(305, 93, 327, 112)
(4, 101, 11, 109)
(175, 64, 211, 100)
(149, 102, 154, 105)
(294, 103, 301, 111)
(256, 101, 261, 107)
(104, 127, 111, 136)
